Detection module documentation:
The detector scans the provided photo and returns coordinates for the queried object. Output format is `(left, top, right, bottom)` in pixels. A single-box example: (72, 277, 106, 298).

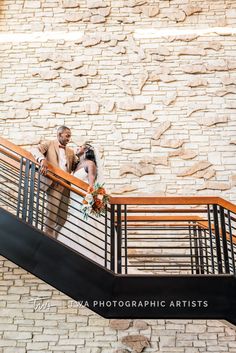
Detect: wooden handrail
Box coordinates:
(0, 136, 88, 194)
(110, 195, 236, 214)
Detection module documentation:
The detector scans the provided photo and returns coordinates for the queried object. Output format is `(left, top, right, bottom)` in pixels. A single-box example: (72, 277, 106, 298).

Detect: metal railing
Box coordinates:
(109, 203, 236, 275)
(0, 142, 112, 269)
(0, 137, 236, 276)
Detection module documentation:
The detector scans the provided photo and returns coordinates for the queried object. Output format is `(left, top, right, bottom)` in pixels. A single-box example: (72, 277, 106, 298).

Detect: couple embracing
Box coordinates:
(31, 126, 104, 264)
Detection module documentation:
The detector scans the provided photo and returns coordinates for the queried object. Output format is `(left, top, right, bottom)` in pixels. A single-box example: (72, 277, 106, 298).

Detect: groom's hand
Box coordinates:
(39, 159, 48, 175)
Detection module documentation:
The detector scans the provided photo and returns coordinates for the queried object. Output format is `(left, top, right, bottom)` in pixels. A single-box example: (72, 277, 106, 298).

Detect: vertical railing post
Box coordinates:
(104, 205, 108, 269)
(207, 205, 215, 274)
(213, 204, 223, 274)
(28, 162, 35, 226)
(220, 206, 230, 273)
(16, 157, 24, 218)
(227, 210, 236, 275)
(193, 223, 200, 274)
(116, 204, 122, 274)
(34, 169, 41, 229)
(110, 204, 115, 272)
(22, 159, 30, 222)
(203, 229, 210, 274)
(197, 226, 205, 274)
(189, 223, 194, 274)
(124, 205, 128, 274)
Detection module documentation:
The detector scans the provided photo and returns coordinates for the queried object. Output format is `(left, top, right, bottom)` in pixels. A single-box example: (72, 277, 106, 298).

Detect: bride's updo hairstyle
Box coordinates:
(84, 143, 97, 166)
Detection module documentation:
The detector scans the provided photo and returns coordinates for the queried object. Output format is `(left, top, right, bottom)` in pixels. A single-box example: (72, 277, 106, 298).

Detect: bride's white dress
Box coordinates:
(57, 168, 106, 266)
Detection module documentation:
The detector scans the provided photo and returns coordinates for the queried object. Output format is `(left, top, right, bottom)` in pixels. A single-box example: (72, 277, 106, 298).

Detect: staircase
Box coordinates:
(0, 137, 236, 324)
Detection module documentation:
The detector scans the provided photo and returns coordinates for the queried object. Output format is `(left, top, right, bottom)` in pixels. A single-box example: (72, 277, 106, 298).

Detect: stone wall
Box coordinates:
(0, 257, 236, 353)
(1, 0, 236, 352)
(0, 0, 236, 200)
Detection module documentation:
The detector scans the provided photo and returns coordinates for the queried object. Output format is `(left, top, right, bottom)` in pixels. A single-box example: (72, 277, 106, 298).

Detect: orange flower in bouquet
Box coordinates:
(81, 183, 109, 219)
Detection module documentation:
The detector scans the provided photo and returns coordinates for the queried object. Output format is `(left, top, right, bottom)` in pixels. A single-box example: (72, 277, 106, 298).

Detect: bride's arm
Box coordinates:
(87, 161, 97, 187)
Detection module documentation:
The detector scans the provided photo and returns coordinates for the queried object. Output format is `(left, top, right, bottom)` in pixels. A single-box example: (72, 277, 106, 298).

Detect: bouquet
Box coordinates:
(81, 182, 109, 220)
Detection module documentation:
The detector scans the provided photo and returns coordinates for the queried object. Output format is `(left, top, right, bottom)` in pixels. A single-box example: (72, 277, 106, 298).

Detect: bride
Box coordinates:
(57, 143, 107, 266)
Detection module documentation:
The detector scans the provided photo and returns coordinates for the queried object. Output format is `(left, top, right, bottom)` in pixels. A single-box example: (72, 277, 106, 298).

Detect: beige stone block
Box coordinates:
(109, 319, 132, 330)
(187, 105, 208, 118)
(92, 7, 110, 17)
(26, 342, 49, 350)
(121, 334, 150, 353)
(119, 142, 142, 151)
(152, 121, 171, 140)
(183, 64, 207, 74)
(215, 87, 236, 97)
(178, 161, 212, 177)
(118, 99, 145, 111)
(168, 34, 199, 42)
(163, 9, 186, 22)
(0, 340, 17, 347)
(197, 181, 231, 191)
(207, 59, 228, 72)
(133, 320, 149, 330)
(113, 46, 126, 54)
(182, 5, 202, 16)
(154, 139, 184, 149)
(83, 36, 101, 47)
(74, 66, 97, 76)
(187, 78, 208, 88)
(84, 102, 100, 115)
(169, 148, 197, 160)
(24, 0, 41, 8)
(8, 286, 30, 294)
(142, 5, 159, 17)
(35, 70, 59, 80)
(178, 47, 206, 56)
(114, 78, 133, 95)
(116, 17, 135, 24)
(197, 115, 228, 127)
(196, 168, 216, 180)
(159, 74, 176, 83)
(202, 41, 222, 51)
(163, 92, 177, 106)
(120, 163, 154, 177)
(71, 78, 88, 90)
(25, 102, 42, 111)
(61, 0, 80, 8)
(65, 13, 83, 22)
(4, 331, 32, 340)
(51, 106, 72, 115)
(87, 0, 108, 9)
(111, 185, 137, 194)
(126, 0, 148, 7)
(102, 100, 115, 112)
(90, 15, 106, 23)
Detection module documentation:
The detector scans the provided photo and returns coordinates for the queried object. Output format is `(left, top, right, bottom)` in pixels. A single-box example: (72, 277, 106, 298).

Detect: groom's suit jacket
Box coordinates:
(31, 139, 77, 191)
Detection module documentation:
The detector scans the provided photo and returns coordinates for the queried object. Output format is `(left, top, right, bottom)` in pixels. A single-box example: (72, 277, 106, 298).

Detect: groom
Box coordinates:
(31, 126, 78, 239)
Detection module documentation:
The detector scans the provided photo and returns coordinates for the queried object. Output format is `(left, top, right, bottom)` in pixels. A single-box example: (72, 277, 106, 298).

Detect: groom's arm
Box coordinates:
(31, 141, 50, 175)
(31, 141, 50, 162)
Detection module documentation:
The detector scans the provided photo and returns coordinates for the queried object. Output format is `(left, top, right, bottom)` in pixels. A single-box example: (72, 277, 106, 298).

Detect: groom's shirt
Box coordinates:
(58, 145, 67, 172)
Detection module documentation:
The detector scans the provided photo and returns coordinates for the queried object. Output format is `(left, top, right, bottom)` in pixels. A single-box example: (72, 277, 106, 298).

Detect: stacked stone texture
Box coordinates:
(0, 0, 236, 200)
(1, 0, 236, 351)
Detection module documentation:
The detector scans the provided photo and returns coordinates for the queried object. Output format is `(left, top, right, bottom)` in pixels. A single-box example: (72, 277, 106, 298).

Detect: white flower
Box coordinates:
(85, 193, 94, 203)
(97, 194, 103, 200)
